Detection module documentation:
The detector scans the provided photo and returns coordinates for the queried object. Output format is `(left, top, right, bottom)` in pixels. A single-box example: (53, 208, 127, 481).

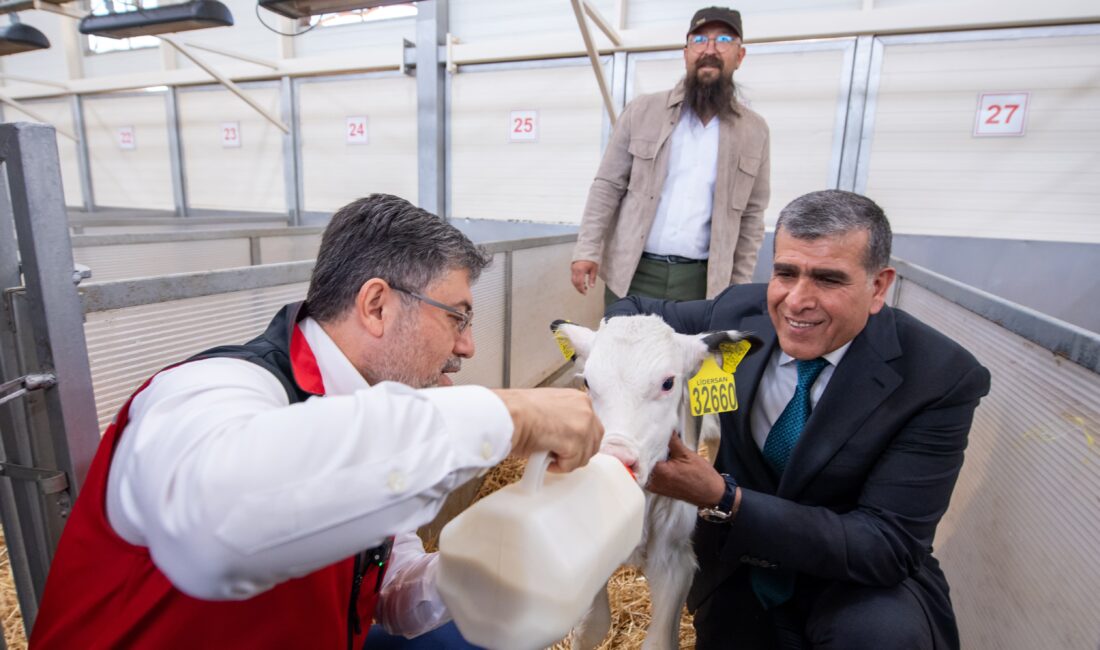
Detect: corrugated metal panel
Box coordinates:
(865, 34, 1100, 243)
(510, 243, 604, 388)
(450, 63, 606, 223)
(85, 284, 308, 431)
(82, 94, 175, 210)
(259, 234, 322, 263)
(632, 46, 848, 227)
(895, 280, 1100, 650)
(73, 239, 252, 281)
(177, 86, 287, 213)
(4, 100, 83, 207)
(451, 253, 506, 389)
(297, 76, 418, 212)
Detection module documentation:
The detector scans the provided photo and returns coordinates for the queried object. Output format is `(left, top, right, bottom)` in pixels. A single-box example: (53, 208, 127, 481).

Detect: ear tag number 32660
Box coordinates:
(688, 356, 737, 416)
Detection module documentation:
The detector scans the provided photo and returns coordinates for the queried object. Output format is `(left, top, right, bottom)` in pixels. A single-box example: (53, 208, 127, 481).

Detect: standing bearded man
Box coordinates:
(571, 6, 771, 305)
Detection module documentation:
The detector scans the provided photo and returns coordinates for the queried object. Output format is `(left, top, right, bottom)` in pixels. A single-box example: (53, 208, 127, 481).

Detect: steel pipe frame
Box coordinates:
(0, 123, 100, 631)
(416, 0, 447, 217)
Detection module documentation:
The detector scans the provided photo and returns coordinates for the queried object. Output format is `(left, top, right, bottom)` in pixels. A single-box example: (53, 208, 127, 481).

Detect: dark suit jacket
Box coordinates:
(607, 283, 991, 649)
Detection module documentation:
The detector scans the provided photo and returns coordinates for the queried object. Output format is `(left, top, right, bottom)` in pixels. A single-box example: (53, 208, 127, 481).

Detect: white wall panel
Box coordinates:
(2, 99, 83, 207)
(451, 63, 606, 223)
(624, 0, 860, 29)
(864, 33, 1100, 243)
(83, 93, 174, 210)
(175, 0, 275, 61)
(82, 47, 162, 79)
(451, 0, 615, 41)
(296, 18, 415, 58)
(632, 45, 849, 225)
(297, 75, 418, 212)
(178, 84, 286, 212)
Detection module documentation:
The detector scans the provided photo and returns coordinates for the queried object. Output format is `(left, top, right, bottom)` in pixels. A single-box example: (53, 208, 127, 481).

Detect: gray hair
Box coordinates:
(305, 194, 491, 322)
(774, 189, 892, 273)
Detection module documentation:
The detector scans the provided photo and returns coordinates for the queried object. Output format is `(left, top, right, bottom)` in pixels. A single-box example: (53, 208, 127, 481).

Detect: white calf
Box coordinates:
(553, 315, 759, 650)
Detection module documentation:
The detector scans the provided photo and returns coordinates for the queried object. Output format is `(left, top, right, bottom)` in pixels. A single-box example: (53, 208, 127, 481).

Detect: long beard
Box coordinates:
(684, 56, 736, 119)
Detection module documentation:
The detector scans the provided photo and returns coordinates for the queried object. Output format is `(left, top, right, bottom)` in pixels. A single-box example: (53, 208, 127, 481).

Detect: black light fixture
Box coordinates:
(0, 16, 49, 55)
(257, 0, 411, 20)
(79, 0, 233, 39)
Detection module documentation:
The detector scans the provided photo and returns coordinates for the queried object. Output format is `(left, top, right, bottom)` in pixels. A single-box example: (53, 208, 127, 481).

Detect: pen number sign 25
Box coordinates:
(509, 110, 538, 142)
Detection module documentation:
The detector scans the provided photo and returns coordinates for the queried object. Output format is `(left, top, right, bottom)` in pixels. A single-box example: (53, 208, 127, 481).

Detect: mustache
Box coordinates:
(442, 357, 462, 373)
(696, 54, 723, 69)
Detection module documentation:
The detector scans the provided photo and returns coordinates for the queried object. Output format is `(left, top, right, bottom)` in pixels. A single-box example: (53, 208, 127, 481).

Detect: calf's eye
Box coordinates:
(661, 377, 675, 391)
(583, 378, 590, 390)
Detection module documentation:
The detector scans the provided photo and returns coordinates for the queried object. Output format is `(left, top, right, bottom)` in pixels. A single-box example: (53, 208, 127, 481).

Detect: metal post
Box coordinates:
(0, 164, 42, 636)
(416, 0, 447, 217)
(0, 125, 101, 626)
(71, 95, 95, 213)
(281, 76, 301, 225)
(835, 35, 875, 191)
(502, 251, 513, 388)
(165, 87, 188, 217)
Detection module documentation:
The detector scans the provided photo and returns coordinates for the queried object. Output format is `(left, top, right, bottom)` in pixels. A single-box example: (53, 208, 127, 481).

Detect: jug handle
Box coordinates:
(518, 451, 553, 494)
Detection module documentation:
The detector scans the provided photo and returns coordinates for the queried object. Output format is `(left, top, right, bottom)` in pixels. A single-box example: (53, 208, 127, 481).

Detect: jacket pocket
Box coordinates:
(729, 155, 761, 212)
(627, 138, 659, 192)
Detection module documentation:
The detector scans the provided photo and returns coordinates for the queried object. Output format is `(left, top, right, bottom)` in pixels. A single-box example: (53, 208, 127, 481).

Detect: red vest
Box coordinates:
(32, 305, 388, 649)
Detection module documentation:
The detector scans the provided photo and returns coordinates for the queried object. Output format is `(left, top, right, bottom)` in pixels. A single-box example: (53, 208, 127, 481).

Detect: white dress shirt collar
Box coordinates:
(301, 316, 369, 396)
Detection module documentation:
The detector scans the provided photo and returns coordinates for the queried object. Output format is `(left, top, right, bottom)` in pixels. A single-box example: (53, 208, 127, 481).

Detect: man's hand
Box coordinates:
(492, 388, 603, 473)
(570, 260, 599, 295)
(647, 435, 726, 508)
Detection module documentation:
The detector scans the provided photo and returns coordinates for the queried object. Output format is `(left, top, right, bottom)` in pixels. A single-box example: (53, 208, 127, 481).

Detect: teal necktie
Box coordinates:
(752, 357, 828, 609)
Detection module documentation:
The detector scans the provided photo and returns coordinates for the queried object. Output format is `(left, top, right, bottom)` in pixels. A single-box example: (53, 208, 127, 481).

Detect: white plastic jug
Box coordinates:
(436, 451, 644, 650)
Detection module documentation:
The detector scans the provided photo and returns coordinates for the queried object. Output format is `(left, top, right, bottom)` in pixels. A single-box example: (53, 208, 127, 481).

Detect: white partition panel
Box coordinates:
(451, 253, 506, 389)
(74, 239, 251, 282)
(863, 30, 1100, 243)
(297, 75, 418, 212)
(82, 93, 174, 210)
(450, 61, 608, 223)
(510, 243, 604, 388)
(896, 280, 1100, 650)
(178, 84, 286, 212)
(630, 42, 852, 225)
(259, 233, 322, 263)
(85, 283, 308, 432)
(2, 100, 83, 207)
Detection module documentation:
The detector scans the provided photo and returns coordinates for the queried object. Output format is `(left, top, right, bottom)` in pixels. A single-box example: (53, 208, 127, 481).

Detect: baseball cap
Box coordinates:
(687, 7, 742, 39)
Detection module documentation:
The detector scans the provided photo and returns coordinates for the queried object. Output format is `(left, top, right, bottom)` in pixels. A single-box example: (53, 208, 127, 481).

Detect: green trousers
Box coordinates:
(604, 256, 708, 307)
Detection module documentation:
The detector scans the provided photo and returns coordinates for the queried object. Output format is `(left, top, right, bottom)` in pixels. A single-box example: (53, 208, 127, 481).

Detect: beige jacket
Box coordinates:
(573, 81, 771, 298)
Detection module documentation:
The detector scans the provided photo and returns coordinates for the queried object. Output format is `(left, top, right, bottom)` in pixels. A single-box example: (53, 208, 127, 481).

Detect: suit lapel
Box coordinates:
(780, 309, 903, 498)
(718, 312, 778, 491)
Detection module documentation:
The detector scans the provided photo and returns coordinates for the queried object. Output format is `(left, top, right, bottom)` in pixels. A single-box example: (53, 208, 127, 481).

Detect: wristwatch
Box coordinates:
(698, 474, 738, 523)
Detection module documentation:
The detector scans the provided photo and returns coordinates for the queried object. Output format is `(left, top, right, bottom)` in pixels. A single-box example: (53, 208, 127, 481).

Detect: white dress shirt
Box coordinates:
(105, 316, 514, 636)
(643, 108, 720, 260)
(749, 343, 853, 451)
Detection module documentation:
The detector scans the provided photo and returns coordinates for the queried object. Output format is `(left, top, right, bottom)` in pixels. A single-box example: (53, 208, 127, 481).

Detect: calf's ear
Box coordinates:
(677, 330, 764, 376)
(549, 320, 596, 362)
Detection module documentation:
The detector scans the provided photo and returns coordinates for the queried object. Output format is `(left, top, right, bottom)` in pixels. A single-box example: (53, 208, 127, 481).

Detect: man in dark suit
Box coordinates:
(607, 189, 990, 649)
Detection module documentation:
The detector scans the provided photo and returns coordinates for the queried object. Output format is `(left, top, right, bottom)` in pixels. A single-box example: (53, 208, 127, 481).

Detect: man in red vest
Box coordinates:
(32, 194, 603, 650)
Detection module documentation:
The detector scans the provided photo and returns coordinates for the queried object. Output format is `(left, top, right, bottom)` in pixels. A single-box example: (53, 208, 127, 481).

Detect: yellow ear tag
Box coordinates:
(552, 328, 575, 361)
(687, 356, 738, 416)
(719, 340, 752, 374)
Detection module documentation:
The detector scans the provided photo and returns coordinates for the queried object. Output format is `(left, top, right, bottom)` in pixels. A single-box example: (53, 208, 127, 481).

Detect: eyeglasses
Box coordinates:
(391, 285, 473, 334)
(687, 34, 737, 52)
